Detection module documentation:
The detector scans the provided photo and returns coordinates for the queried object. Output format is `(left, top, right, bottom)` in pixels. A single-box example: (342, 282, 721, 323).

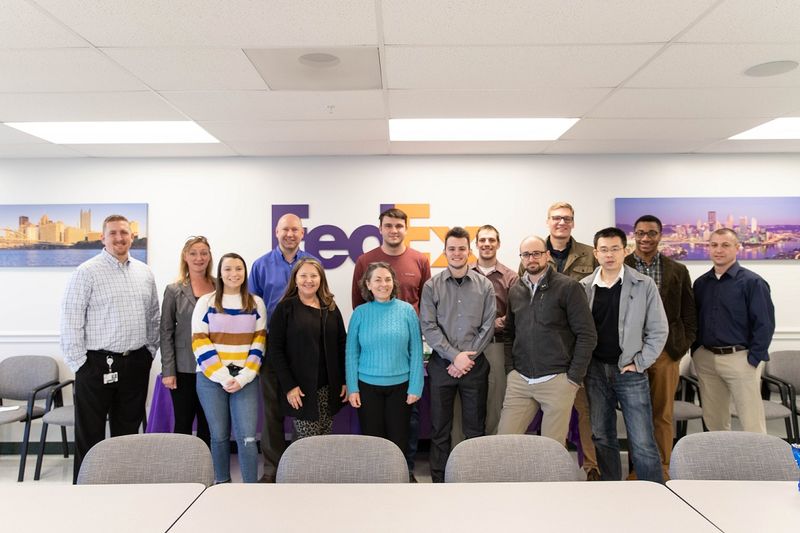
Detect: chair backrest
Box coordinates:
(670, 431, 799, 481)
(276, 435, 408, 483)
(77, 433, 214, 486)
(444, 434, 582, 482)
(0, 356, 58, 400)
(766, 350, 800, 389)
(679, 353, 697, 379)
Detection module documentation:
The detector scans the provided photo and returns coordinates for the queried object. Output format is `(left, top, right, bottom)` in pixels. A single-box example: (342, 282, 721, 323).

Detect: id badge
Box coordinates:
(103, 372, 119, 384)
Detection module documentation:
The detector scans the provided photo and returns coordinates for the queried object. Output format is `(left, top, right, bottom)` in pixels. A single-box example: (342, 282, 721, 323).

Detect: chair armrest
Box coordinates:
(45, 379, 75, 411)
(762, 374, 792, 407)
(25, 379, 60, 419)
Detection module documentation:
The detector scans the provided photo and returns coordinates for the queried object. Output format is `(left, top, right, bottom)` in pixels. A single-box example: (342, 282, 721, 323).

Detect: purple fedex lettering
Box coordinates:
(272, 204, 380, 269)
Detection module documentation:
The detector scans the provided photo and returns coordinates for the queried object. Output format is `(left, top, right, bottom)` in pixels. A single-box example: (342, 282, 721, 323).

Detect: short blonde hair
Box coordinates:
(547, 202, 575, 217)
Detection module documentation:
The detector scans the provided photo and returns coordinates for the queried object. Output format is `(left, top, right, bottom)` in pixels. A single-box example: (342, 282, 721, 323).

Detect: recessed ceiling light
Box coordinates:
(729, 117, 800, 140)
(389, 118, 579, 142)
(3, 121, 219, 144)
(744, 60, 799, 77)
(298, 52, 341, 68)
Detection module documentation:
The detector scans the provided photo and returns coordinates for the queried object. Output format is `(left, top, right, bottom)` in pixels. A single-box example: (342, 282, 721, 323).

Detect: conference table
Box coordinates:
(4, 482, 205, 533)
(168, 481, 717, 532)
(667, 480, 800, 533)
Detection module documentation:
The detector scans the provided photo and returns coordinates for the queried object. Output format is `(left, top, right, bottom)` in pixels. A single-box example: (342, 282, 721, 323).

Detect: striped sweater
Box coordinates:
(191, 292, 267, 387)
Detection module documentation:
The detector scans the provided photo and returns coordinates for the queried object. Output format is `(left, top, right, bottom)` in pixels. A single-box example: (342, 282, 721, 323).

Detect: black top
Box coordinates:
(547, 239, 572, 273)
(591, 281, 623, 364)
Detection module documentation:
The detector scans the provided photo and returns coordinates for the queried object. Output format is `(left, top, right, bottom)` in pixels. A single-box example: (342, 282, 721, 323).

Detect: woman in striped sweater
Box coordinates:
(346, 262, 424, 455)
(192, 252, 266, 483)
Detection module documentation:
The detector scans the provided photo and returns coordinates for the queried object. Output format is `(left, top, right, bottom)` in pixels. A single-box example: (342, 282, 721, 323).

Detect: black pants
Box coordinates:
(357, 380, 411, 456)
(170, 372, 210, 446)
(73, 347, 152, 482)
(428, 353, 489, 483)
(259, 363, 286, 480)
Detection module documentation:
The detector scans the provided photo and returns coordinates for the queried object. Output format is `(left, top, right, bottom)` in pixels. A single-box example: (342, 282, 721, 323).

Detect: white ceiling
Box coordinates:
(0, 0, 798, 158)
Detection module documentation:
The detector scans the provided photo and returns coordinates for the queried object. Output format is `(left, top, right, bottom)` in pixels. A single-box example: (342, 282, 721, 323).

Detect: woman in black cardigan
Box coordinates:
(267, 258, 347, 438)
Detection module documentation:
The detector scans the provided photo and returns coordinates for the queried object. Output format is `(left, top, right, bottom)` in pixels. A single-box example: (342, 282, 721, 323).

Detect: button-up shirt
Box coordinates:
(693, 261, 775, 365)
(632, 253, 663, 290)
(420, 268, 496, 363)
(60, 249, 160, 373)
(248, 246, 316, 322)
(470, 260, 517, 338)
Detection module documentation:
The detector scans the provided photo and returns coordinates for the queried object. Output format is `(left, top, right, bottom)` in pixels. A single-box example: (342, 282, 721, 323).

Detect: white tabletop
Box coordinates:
(2, 483, 206, 533)
(170, 481, 717, 533)
(668, 480, 800, 533)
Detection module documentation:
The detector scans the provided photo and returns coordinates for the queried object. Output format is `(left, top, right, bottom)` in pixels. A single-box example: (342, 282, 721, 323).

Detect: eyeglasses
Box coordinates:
(634, 230, 660, 239)
(185, 235, 209, 244)
(550, 215, 574, 223)
(597, 246, 624, 254)
(519, 251, 546, 260)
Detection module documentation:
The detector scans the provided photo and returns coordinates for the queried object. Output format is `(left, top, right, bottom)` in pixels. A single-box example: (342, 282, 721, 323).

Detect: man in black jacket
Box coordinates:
(498, 236, 597, 447)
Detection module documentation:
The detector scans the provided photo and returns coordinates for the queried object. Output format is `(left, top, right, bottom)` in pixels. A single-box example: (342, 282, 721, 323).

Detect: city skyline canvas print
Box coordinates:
(0, 203, 148, 267)
(615, 197, 800, 261)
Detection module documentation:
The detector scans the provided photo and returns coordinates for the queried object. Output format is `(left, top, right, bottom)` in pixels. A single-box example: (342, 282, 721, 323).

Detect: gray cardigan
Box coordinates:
(579, 265, 668, 372)
(159, 279, 215, 375)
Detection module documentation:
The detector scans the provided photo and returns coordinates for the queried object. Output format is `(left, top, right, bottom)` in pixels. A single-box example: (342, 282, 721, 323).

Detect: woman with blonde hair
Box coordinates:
(268, 257, 347, 438)
(159, 236, 214, 444)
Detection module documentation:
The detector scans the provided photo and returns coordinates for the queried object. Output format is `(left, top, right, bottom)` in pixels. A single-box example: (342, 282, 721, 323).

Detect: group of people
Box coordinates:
(60, 202, 775, 485)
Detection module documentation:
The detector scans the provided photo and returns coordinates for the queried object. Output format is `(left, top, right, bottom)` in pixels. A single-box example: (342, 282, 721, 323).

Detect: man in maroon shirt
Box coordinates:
(352, 207, 431, 482)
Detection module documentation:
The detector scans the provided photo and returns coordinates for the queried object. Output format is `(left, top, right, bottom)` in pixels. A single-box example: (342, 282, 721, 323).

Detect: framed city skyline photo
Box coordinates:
(615, 197, 800, 261)
(0, 203, 148, 267)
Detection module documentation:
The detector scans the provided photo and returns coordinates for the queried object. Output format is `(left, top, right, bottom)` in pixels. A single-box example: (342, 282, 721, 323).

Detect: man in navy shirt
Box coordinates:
(692, 228, 775, 433)
(249, 213, 316, 482)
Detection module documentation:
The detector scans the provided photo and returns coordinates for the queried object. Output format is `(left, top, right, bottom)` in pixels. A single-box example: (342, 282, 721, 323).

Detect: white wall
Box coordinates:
(2, 153, 799, 440)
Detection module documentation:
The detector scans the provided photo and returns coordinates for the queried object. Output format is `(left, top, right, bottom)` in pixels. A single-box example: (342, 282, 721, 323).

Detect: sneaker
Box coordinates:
(409, 472, 418, 483)
(585, 469, 602, 481)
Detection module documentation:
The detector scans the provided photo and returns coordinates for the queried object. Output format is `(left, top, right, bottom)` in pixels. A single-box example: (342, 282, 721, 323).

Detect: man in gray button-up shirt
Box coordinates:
(421, 227, 495, 483)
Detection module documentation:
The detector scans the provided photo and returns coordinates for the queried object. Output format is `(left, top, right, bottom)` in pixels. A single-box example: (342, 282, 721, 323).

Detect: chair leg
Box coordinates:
(18, 419, 33, 482)
(34, 422, 49, 481)
(60, 425, 69, 457)
(784, 417, 793, 442)
(141, 410, 148, 433)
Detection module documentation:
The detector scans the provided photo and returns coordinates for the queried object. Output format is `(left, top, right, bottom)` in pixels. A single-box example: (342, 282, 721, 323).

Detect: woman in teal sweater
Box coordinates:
(346, 262, 424, 455)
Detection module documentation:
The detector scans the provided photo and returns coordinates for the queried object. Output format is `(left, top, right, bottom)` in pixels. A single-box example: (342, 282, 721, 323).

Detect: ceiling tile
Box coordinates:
(545, 139, 705, 154)
(627, 43, 800, 88)
(162, 90, 386, 121)
(66, 143, 239, 157)
(0, 143, 86, 158)
(0, 92, 184, 121)
(228, 140, 389, 156)
(245, 47, 381, 90)
(0, 49, 148, 92)
(388, 88, 611, 118)
(389, 141, 551, 154)
(35, 0, 378, 47)
(589, 88, 800, 118)
(385, 45, 662, 89)
(680, 0, 800, 43)
(198, 120, 388, 142)
(102, 48, 267, 91)
(0, 124, 47, 143)
(383, 0, 715, 45)
(562, 118, 768, 141)
(0, 0, 88, 48)
(698, 139, 800, 153)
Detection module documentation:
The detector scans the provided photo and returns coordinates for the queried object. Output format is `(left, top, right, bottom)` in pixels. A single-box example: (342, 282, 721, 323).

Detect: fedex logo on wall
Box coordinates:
(272, 203, 478, 269)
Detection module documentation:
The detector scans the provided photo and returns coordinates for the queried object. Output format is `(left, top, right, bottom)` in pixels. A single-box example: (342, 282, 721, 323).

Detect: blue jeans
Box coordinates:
(196, 373, 260, 483)
(584, 359, 663, 483)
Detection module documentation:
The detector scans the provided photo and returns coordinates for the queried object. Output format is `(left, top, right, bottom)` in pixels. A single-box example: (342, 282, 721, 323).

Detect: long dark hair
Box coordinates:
(214, 253, 256, 313)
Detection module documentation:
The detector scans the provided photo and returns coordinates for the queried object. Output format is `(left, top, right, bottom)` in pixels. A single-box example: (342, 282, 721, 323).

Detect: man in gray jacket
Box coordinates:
(579, 227, 668, 483)
(498, 236, 597, 448)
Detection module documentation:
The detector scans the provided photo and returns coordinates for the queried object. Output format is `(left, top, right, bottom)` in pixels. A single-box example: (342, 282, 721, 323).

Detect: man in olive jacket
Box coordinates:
(499, 236, 597, 448)
(624, 215, 696, 479)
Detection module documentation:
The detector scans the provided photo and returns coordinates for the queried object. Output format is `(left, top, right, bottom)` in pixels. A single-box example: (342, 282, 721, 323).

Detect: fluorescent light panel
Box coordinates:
(389, 118, 579, 141)
(4, 121, 219, 144)
(730, 117, 800, 140)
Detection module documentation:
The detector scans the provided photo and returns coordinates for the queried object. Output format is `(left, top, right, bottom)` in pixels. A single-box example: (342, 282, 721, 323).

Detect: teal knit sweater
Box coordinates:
(346, 298, 424, 397)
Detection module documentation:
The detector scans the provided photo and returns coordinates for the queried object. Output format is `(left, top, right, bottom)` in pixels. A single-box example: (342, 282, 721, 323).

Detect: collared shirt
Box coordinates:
(469, 260, 518, 336)
(591, 267, 624, 288)
(248, 246, 316, 321)
(693, 261, 775, 364)
(420, 269, 496, 363)
(60, 249, 160, 373)
(521, 272, 543, 301)
(632, 252, 663, 290)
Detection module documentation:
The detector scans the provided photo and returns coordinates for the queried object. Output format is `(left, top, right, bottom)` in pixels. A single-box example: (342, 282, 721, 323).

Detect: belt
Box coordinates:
(90, 346, 147, 357)
(705, 345, 747, 355)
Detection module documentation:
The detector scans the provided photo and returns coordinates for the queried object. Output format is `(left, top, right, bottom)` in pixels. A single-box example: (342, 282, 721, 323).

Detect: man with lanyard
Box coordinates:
(249, 212, 316, 482)
(61, 214, 159, 482)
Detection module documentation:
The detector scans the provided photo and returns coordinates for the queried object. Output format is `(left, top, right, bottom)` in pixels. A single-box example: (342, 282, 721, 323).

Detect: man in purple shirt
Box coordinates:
(249, 213, 316, 482)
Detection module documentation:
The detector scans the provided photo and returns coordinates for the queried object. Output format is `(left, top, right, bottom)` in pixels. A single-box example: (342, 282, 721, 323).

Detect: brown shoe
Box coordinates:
(585, 469, 601, 481)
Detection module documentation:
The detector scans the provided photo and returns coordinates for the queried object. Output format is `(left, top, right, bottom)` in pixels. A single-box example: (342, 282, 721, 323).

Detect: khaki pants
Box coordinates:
(573, 386, 598, 473)
(496, 370, 578, 446)
(451, 342, 506, 445)
(693, 346, 766, 433)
